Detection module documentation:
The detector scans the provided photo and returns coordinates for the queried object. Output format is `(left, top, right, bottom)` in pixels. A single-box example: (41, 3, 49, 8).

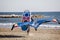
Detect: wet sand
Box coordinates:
(0, 28, 60, 40)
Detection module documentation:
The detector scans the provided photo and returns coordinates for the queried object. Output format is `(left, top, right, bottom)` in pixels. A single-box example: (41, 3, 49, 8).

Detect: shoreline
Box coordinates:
(0, 28, 60, 40)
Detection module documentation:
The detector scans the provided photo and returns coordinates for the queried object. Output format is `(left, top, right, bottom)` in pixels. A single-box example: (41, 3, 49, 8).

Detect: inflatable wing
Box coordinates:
(11, 18, 57, 31)
(30, 18, 57, 29)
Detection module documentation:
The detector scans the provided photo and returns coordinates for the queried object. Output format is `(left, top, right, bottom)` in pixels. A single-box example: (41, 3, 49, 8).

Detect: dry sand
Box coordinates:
(0, 27, 60, 40)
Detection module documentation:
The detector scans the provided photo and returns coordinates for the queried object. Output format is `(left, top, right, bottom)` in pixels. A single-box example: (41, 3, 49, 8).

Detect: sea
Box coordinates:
(0, 12, 60, 28)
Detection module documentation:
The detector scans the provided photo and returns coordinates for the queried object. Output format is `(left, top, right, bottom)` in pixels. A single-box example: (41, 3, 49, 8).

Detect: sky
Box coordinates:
(0, 0, 60, 12)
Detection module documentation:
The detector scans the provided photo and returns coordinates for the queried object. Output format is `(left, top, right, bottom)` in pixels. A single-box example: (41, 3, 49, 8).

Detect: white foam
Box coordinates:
(0, 23, 60, 28)
(40, 24, 60, 27)
(0, 23, 14, 28)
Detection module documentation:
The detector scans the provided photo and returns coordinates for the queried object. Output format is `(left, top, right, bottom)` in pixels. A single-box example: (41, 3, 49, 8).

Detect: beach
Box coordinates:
(0, 28, 60, 40)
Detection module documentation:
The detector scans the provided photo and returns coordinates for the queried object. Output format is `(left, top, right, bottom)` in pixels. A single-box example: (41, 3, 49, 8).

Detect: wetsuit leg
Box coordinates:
(11, 24, 15, 30)
(11, 24, 18, 30)
(27, 25, 30, 35)
(35, 28, 37, 31)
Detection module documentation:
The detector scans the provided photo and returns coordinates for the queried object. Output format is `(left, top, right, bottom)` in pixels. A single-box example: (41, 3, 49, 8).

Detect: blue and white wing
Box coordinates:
(30, 18, 55, 29)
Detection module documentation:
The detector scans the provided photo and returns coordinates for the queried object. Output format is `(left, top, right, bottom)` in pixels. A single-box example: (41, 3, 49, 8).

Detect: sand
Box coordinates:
(0, 27, 60, 40)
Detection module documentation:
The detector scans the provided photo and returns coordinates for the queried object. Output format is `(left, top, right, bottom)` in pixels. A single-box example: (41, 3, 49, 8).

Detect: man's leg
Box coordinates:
(11, 24, 15, 30)
(11, 24, 18, 30)
(27, 26, 30, 35)
(35, 28, 37, 31)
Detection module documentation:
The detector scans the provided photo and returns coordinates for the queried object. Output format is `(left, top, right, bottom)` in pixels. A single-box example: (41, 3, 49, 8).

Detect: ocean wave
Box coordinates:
(0, 23, 60, 28)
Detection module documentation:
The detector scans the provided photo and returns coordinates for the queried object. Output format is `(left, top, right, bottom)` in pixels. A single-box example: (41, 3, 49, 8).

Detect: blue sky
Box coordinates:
(0, 0, 60, 12)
